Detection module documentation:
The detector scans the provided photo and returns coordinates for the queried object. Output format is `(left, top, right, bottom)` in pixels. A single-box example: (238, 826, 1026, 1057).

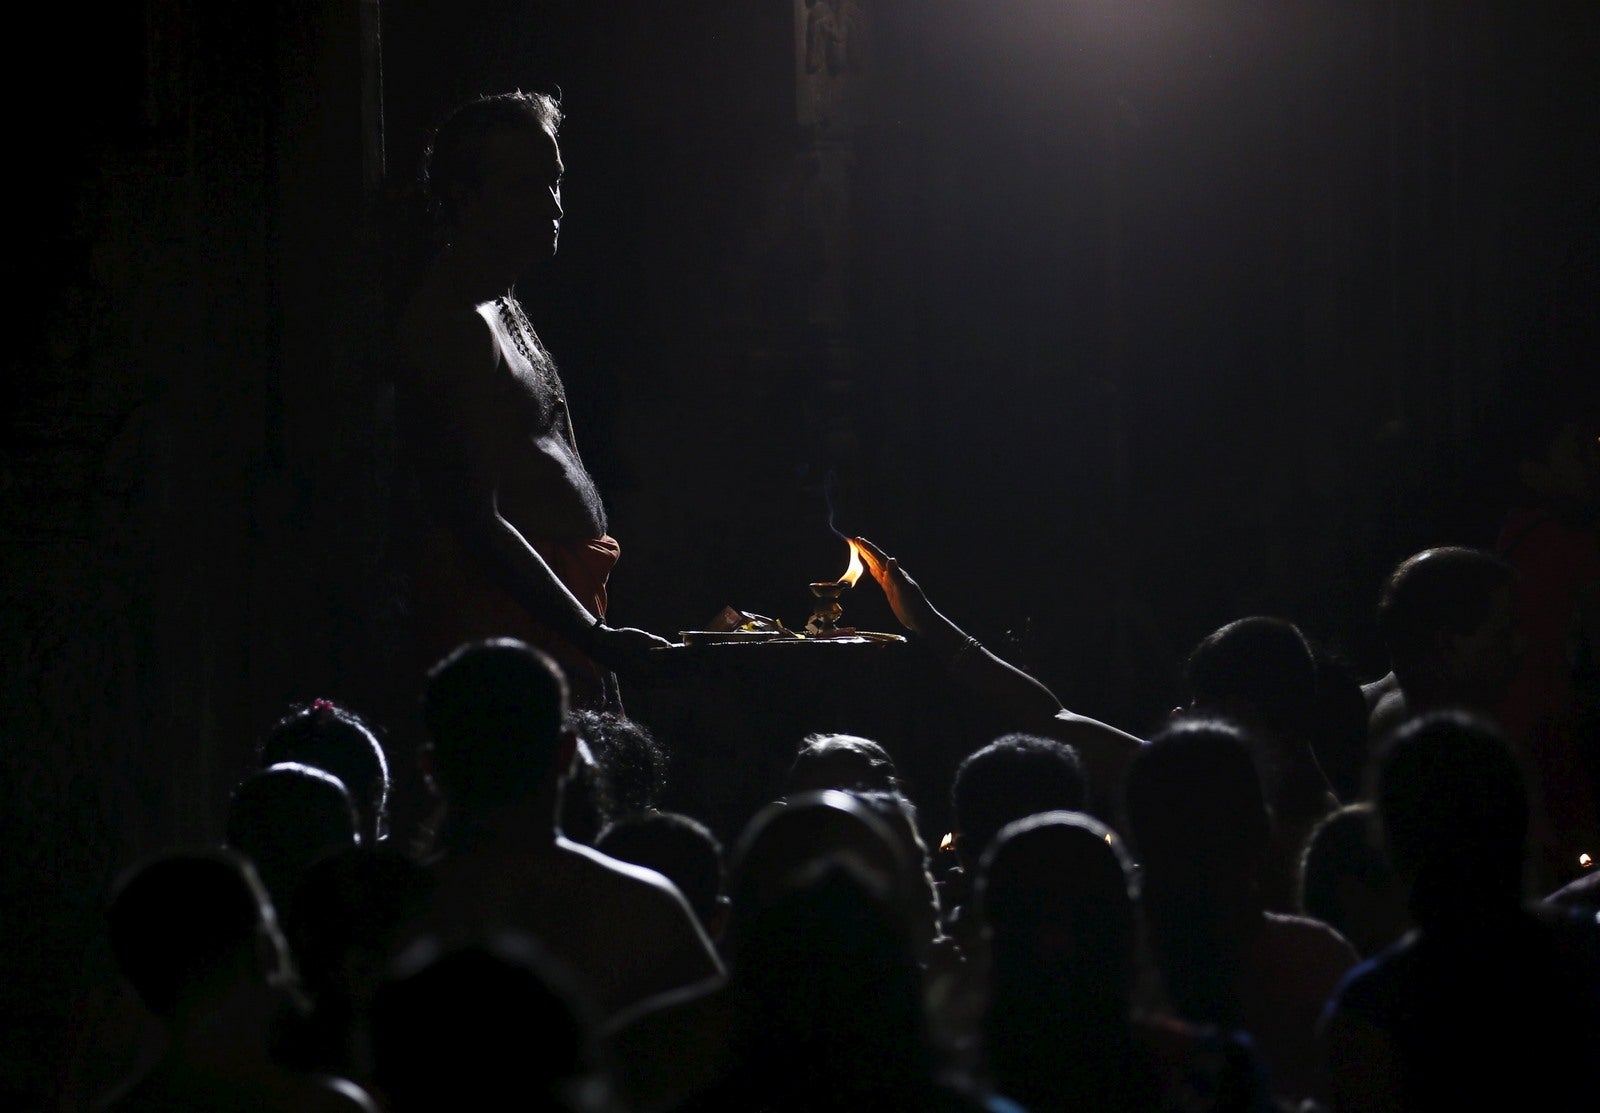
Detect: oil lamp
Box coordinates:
(806, 539, 865, 637)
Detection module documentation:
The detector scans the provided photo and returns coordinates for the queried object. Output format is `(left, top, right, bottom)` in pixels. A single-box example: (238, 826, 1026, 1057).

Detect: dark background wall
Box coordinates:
(4, 2, 1596, 1107)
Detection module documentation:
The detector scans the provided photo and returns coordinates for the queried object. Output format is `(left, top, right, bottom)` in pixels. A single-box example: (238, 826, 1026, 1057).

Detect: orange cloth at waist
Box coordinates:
(527, 534, 620, 621)
(409, 529, 621, 677)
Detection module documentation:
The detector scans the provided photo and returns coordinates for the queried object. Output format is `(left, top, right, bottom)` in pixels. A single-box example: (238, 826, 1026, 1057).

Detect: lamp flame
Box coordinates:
(838, 538, 865, 587)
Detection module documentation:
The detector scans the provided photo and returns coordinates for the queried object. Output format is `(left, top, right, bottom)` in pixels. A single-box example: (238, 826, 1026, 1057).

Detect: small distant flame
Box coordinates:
(1581, 852, 1594, 870)
(838, 538, 865, 587)
(939, 832, 955, 852)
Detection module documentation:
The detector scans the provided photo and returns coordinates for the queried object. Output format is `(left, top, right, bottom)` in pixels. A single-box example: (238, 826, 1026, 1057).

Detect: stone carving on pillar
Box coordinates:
(794, 1, 870, 465)
(798, 0, 870, 134)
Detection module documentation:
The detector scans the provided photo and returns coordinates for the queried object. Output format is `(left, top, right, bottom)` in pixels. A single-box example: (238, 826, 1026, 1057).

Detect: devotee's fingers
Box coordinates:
(852, 537, 932, 633)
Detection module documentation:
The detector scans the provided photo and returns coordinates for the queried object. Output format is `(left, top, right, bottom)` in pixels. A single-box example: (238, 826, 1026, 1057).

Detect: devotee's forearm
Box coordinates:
(917, 605, 1065, 723)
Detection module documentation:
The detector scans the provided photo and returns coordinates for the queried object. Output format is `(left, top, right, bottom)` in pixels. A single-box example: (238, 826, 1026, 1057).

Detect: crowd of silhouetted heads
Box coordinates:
(69, 406, 1600, 1112)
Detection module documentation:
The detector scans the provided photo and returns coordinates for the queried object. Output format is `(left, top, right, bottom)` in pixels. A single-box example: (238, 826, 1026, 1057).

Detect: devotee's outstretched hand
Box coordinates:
(853, 535, 1065, 726)
(852, 536, 939, 636)
(856, 535, 1146, 827)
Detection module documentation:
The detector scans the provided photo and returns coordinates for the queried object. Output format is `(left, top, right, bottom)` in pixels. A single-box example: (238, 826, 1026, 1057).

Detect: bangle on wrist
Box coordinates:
(947, 634, 982, 669)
